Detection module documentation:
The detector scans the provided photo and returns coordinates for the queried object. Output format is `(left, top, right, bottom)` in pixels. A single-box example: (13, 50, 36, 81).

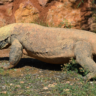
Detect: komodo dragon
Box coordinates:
(0, 23, 96, 80)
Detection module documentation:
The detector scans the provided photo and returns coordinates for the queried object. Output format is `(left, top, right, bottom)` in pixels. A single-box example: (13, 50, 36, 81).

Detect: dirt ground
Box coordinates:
(0, 48, 96, 95)
(0, 49, 10, 57)
(0, 48, 81, 96)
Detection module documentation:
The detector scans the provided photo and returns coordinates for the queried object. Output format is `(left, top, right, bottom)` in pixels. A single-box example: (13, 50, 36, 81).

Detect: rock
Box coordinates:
(0, 14, 6, 27)
(90, 23, 96, 32)
(14, 1, 39, 23)
(43, 87, 48, 90)
(38, 0, 48, 7)
(0, 0, 13, 5)
(0, 0, 94, 31)
(88, 2, 96, 32)
(46, 0, 92, 29)
(0, 3, 14, 27)
(69, 0, 77, 3)
(46, 2, 81, 29)
(48, 83, 57, 88)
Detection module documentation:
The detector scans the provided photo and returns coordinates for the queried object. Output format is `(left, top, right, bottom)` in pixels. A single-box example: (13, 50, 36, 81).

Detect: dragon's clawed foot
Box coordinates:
(0, 63, 14, 70)
(83, 72, 96, 82)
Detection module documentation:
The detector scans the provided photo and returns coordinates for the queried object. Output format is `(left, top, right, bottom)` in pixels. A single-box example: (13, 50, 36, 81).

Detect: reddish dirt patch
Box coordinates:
(0, 49, 10, 57)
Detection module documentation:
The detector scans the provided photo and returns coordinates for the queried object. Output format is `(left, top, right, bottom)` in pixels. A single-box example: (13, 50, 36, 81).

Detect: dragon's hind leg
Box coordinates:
(74, 41, 96, 81)
(1, 39, 23, 69)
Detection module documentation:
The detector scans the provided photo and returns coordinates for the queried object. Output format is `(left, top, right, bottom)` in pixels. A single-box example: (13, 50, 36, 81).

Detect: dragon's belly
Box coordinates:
(22, 38, 76, 64)
(23, 45, 75, 64)
(23, 49, 74, 64)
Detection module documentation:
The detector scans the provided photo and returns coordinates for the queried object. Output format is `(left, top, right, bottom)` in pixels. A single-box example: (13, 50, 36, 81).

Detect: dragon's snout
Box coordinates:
(0, 40, 8, 49)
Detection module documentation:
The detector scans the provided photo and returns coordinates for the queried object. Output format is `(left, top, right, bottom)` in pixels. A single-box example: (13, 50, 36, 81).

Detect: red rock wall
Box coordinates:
(0, 0, 95, 31)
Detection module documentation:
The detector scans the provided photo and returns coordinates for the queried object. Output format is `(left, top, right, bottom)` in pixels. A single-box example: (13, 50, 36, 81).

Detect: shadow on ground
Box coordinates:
(1, 55, 96, 76)
(0, 57, 62, 71)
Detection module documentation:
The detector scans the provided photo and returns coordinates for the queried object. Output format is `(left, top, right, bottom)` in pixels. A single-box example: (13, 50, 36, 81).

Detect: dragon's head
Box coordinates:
(0, 24, 13, 49)
(0, 39, 9, 49)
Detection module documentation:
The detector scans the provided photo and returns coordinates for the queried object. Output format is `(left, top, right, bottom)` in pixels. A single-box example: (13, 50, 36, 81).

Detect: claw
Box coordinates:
(0, 63, 13, 70)
(83, 72, 96, 82)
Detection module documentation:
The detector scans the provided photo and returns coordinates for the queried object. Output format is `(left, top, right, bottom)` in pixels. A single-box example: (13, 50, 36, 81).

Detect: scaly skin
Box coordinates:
(1, 23, 96, 81)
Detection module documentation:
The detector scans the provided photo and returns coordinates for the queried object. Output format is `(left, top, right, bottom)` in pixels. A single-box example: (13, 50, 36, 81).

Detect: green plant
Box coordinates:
(0, 68, 4, 74)
(92, 0, 95, 4)
(61, 58, 89, 76)
(31, 19, 49, 27)
(77, 0, 95, 8)
(58, 19, 73, 28)
(77, 0, 84, 8)
(61, 58, 78, 72)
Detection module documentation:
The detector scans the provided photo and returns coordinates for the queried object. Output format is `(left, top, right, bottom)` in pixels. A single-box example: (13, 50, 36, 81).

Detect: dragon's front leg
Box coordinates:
(1, 39, 23, 69)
